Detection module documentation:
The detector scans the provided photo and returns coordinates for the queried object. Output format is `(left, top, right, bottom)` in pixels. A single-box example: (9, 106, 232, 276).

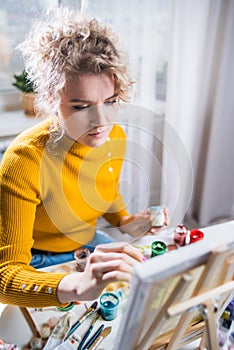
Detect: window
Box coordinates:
(0, 0, 57, 92)
(0, 0, 172, 113)
(61, 0, 172, 112)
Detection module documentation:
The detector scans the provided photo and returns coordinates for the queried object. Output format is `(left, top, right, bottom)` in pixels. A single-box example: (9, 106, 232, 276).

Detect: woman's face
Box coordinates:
(59, 73, 119, 147)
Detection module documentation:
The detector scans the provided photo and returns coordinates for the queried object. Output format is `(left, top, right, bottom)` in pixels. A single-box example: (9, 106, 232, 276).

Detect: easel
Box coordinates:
(136, 245, 234, 350)
(19, 306, 41, 338)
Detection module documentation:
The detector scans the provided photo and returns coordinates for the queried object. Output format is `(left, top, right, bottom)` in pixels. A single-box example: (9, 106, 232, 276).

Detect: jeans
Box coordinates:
(30, 230, 115, 269)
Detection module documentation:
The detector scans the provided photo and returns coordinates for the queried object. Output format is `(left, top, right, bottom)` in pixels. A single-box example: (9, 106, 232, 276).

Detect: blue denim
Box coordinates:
(30, 230, 115, 269)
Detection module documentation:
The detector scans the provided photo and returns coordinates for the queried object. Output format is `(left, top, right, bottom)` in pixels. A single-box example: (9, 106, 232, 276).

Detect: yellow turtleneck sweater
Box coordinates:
(0, 119, 129, 307)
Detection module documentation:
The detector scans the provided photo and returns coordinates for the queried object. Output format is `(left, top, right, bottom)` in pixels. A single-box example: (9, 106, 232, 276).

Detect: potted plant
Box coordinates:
(12, 70, 37, 117)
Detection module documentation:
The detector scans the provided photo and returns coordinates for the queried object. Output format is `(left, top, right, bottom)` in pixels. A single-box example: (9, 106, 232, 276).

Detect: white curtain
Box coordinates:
(163, 0, 234, 227)
(118, 105, 164, 215)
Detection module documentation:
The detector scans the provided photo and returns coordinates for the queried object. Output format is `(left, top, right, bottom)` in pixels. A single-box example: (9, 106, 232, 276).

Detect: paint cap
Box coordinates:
(190, 229, 204, 243)
(151, 240, 167, 257)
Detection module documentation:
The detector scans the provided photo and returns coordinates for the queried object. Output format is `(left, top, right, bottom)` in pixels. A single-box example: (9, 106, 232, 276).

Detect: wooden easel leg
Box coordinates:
(199, 333, 207, 350)
(202, 300, 219, 350)
(19, 307, 41, 338)
(217, 254, 234, 317)
(166, 311, 195, 349)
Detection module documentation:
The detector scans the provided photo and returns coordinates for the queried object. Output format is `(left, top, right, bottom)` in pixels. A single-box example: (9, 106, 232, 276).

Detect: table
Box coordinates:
(0, 224, 233, 349)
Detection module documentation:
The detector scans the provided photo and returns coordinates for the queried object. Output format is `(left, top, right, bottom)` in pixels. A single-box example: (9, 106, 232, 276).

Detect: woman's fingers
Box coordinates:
(101, 270, 132, 283)
(145, 206, 170, 235)
(94, 241, 129, 252)
(122, 244, 144, 261)
(138, 208, 152, 216)
(90, 251, 141, 268)
(85, 242, 143, 287)
(148, 227, 161, 234)
(94, 242, 143, 262)
(163, 206, 170, 226)
(90, 259, 133, 280)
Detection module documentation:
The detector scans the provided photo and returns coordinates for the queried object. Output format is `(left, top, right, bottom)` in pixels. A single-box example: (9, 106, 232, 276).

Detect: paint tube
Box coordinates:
(43, 312, 74, 350)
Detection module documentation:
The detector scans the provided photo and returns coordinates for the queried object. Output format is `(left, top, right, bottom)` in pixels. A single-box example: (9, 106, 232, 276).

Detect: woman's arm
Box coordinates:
(0, 140, 67, 308)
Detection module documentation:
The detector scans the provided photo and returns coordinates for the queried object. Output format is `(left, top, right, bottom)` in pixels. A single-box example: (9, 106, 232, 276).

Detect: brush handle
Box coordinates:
(81, 324, 105, 349)
(77, 324, 94, 350)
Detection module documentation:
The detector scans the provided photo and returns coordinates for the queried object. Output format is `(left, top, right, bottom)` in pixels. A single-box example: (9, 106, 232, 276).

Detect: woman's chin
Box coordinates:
(77, 135, 108, 148)
(88, 138, 107, 148)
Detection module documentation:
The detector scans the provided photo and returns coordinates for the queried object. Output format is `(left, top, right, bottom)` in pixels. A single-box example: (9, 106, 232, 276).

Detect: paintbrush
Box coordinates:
(63, 301, 98, 342)
(80, 324, 104, 349)
(77, 310, 100, 350)
(85, 326, 112, 350)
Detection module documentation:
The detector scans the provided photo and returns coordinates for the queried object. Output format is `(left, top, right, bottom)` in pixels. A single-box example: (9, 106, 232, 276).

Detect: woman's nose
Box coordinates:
(90, 104, 108, 126)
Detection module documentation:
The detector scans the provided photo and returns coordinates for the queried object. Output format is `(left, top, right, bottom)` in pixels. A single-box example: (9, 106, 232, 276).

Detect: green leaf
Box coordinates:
(12, 69, 35, 93)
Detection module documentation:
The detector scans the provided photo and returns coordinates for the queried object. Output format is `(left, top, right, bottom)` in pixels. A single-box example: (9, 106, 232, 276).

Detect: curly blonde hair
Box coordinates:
(19, 7, 133, 119)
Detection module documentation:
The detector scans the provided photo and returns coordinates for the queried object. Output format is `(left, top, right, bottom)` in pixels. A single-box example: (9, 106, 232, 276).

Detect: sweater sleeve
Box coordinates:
(102, 197, 130, 227)
(0, 143, 68, 308)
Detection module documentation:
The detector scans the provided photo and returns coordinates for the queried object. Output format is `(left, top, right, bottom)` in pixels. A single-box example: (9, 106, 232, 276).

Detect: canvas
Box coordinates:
(114, 220, 234, 350)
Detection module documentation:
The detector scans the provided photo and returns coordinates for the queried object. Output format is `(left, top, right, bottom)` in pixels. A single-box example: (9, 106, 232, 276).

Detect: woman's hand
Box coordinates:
(119, 207, 169, 238)
(57, 242, 143, 303)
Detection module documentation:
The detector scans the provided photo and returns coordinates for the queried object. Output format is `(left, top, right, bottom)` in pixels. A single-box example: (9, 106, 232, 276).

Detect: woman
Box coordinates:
(0, 8, 167, 308)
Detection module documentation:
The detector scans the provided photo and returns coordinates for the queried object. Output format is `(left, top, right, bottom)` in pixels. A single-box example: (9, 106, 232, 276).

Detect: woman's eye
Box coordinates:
(72, 100, 118, 111)
(105, 100, 118, 105)
(72, 105, 90, 111)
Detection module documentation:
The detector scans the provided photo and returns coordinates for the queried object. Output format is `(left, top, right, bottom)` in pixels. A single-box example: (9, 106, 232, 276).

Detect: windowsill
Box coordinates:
(0, 109, 39, 138)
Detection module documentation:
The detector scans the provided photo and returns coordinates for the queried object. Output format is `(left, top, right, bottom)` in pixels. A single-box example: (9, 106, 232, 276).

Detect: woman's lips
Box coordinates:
(88, 129, 108, 138)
